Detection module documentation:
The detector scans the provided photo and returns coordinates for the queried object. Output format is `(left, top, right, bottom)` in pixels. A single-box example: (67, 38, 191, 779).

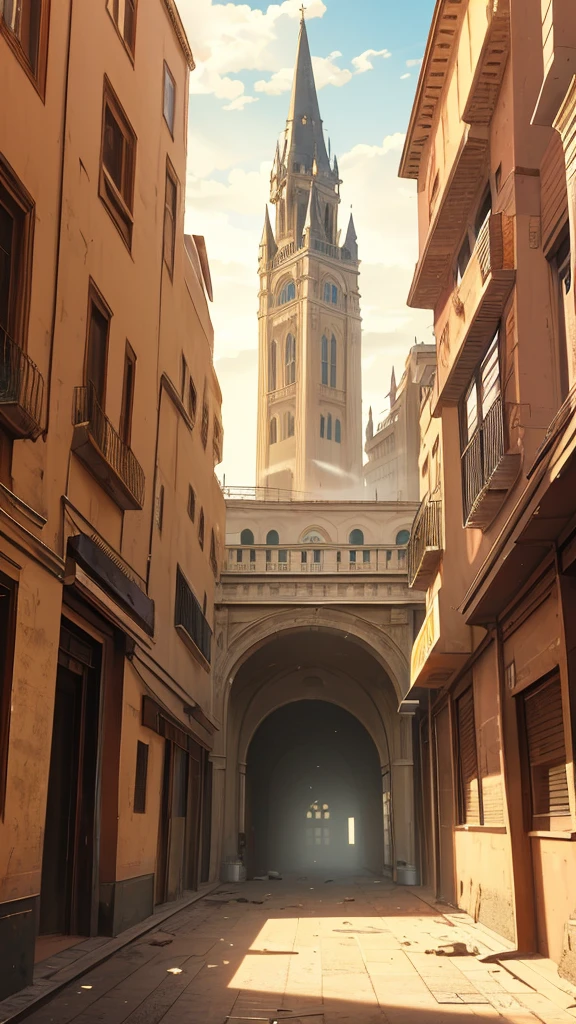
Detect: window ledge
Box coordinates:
(528, 830, 576, 841)
(454, 825, 507, 834)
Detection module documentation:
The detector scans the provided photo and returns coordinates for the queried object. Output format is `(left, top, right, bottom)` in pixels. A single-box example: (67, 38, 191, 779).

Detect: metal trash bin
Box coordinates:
(222, 860, 245, 883)
(396, 864, 418, 886)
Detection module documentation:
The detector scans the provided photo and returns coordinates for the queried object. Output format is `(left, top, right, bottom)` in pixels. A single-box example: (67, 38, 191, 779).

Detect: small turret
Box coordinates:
(366, 406, 374, 443)
(260, 205, 277, 260)
(344, 212, 358, 261)
(389, 366, 397, 408)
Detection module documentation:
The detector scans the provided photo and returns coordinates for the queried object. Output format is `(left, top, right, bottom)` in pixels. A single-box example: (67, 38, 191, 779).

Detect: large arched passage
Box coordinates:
(246, 700, 385, 877)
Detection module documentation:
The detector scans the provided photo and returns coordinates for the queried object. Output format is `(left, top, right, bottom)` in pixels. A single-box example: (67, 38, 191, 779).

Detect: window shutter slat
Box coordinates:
(457, 688, 481, 825)
(524, 676, 570, 821)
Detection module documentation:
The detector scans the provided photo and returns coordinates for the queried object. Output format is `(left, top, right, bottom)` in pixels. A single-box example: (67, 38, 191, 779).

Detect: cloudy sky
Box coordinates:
(178, 0, 436, 485)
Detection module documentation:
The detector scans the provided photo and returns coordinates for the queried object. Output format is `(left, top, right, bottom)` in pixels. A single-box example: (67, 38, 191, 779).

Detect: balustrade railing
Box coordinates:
(0, 328, 44, 438)
(224, 545, 409, 574)
(407, 497, 443, 588)
(461, 396, 505, 523)
(73, 383, 145, 508)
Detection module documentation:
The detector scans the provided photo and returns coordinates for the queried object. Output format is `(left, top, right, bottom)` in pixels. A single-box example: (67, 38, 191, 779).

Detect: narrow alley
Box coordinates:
(11, 878, 576, 1024)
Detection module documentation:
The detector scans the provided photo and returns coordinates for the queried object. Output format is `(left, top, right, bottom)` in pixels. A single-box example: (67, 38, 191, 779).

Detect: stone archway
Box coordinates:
(210, 623, 417, 885)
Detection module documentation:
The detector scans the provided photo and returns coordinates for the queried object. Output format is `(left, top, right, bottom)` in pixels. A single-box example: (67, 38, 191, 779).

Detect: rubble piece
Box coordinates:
(343, 897, 355, 902)
(425, 942, 479, 957)
(149, 938, 173, 947)
(253, 876, 269, 881)
(268, 871, 283, 880)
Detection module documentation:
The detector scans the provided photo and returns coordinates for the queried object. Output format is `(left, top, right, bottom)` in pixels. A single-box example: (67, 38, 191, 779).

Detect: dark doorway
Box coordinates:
(156, 737, 204, 904)
(39, 625, 101, 937)
(245, 701, 384, 878)
(434, 703, 456, 904)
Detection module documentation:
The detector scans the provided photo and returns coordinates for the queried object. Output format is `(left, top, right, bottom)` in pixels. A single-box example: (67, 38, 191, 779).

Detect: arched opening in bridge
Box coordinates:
(245, 700, 384, 878)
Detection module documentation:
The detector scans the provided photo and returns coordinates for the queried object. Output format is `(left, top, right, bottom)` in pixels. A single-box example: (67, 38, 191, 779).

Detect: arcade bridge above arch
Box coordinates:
(208, 498, 426, 884)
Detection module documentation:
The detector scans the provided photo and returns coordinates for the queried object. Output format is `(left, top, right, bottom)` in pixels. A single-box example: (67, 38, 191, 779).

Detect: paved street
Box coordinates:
(20, 877, 576, 1024)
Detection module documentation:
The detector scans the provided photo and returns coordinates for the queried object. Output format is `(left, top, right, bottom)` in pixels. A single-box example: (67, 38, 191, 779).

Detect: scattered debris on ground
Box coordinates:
(425, 941, 479, 957)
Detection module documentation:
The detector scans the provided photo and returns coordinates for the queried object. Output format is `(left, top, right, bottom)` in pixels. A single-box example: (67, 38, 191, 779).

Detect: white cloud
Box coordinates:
(223, 95, 258, 111)
(254, 67, 294, 96)
(400, 73, 411, 80)
(406, 57, 423, 67)
(351, 48, 391, 74)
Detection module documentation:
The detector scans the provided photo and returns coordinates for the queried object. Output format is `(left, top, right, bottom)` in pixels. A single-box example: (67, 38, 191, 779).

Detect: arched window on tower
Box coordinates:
(335, 419, 341, 443)
(323, 282, 338, 304)
(324, 204, 333, 242)
(327, 413, 332, 440)
(396, 529, 411, 545)
(240, 529, 254, 545)
(285, 334, 296, 384)
(320, 414, 325, 438)
(283, 410, 295, 438)
(268, 340, 277, 391)
(330, 335, 337, 388)
(349, 529, 364, 545)
(278, 281, 296, 306)
(269, 417, 277, 444)
(266, 530, 279, 545)
(321, 335, 328, 385)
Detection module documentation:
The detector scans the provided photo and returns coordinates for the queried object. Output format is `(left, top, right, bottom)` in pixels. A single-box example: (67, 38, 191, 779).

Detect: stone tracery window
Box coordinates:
(278, 280, 296, 305)
(285, 333, 296, 384)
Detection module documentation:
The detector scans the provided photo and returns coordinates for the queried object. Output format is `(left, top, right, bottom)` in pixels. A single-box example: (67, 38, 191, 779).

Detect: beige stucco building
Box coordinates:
(403, 0, 576, 982)
(364, 343, 436, 501)
(0, 0, 224, 1000)
(256, 17, 363, 498)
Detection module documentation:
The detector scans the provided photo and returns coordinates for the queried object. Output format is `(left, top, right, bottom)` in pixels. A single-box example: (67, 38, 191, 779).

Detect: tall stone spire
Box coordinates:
(344, 213, 358, 260)
(260, 205, 277, 258)
(285, 13, 331, 175)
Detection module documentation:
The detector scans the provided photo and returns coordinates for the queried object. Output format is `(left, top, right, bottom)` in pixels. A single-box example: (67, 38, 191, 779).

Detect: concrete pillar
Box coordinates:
(209, 753, 226, 882)
(392, 712, 417, 884)
(238, 761, 247, 833)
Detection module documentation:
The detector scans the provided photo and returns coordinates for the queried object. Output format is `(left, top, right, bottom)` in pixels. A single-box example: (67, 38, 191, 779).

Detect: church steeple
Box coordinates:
(285, 13, 331, 176)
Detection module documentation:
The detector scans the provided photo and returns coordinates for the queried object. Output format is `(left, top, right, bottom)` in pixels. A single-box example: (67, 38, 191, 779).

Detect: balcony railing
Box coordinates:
(174, 566, 212, 664)
(461, 396, 520, 529)
(72, 383, 145, 510)
(224, 544, 409, 574)
(0, 328, 44, 439)
(407, 497, 443, 589)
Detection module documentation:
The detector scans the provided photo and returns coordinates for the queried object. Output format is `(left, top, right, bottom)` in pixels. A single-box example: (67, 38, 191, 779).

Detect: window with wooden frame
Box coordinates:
(210, 529, 218, 576)
(0, 157, 35, 348)
(213, 417, 222, 465)
(180, 354, 187, 399)
(99, 79, 136, 248)
(459, 331, 504, 523)
(200, 394, 209, 449)
(521, 674, 571, 831)
(0, 571, 17, 817)
(455, 686, 482, 825)
(187, 484, 195, 522)
(133, 740, 148, 814)
(119, 341, 136, 445)
(163, 62, 176, 136)
(198, 507, 205, 550)
(1, 0, 50, 97)
(106, 0, 137, 58)
(85, 284, 111, 408)
(188, 376, 197, 424)
(163, 163, 177, 277)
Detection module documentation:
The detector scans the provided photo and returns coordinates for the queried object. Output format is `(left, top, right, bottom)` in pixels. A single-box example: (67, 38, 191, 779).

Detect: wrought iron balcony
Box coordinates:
(461, 396, 520, 530)
(71, 383, 145, 510)
(174, 566, 212, 665)
(0, 328, 44, 439)
(407, 497, 443, 590)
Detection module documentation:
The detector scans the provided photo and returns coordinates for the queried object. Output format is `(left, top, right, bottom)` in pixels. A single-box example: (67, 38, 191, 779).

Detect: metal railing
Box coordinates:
(221, 484, 315, 502)
(174, 567, 212, 663)
(0, 328, 44, 438)
(73, 383, 145, 508)
(461, 396, 505, 523)
(407, 496, 443, 588)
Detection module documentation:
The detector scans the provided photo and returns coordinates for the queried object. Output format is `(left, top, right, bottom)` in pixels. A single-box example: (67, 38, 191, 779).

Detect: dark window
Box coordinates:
(1, 0, 49, 94)
(522, 674, 570, 830)
(278, 549, 288, 563)
(240, 529, 254, 545)
(201, 397, 209, 449)
(236, 548, 243, 563)
(301, 550, 307, 564)
(0, 162, 34, 349)
(213, 418, 222, 464)
(396, 529, 410, 545)
(198, 508, 205, 549)
(188, 377, 197, 423)
(326, 413, 332, 441)
(187, 485, 195, 522)
(180, 354, 187, 398)
(100, 80, 136, 248)
(133, 740, 149, 814)
(285, 333, 296, 385)
(362, 549, 370, 564)
(335, 419, 341, 443)
(548, 234, 571, 402)
(210, 530, 218, 575)
(460, 332, 504, 523)
(174, 565, 212, 663)
(284, 410, 294, 438)
(107, 0, 136, 56)
(330, 335, 336, 388)
(85, 285, 111, 407)
(269, 417, 277, 444)
(163, 165, 177, 276)
(321, 335, 328, 385)
(0, 572, 17, 816)
(456, 687, 481, 825)
(313, 549, 321, 564)
(474, 187, 492, 237)
(266, 530, 279, 545)
(278, 281, 295, 305)
(163, 62, 176, 135)
(250, 548, 256, 563)
(320, 414, 325, 438)
(119, 341, 136, 445)
(349, 529, 364, 545)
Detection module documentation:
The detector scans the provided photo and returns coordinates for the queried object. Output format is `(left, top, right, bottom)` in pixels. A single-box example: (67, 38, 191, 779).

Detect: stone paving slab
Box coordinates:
(5, 876, 576, 1024)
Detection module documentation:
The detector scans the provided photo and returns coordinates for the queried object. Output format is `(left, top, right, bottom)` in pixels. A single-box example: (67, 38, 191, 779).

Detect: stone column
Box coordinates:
(238, 761, 247, 833)
(209, 753, 226, 882)
(392, 711, 417, 884)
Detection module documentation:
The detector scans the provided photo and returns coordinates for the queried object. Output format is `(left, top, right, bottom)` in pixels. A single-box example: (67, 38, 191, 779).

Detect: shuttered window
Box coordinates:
(134, 740, 149, 814)
(541, 133, 568, 256)
(523, 675, 570, 829)
(456, 687, 482, 825)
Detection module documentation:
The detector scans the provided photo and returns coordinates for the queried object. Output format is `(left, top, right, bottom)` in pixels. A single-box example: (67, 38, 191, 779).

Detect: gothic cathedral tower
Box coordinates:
(256, 13, 362, 496)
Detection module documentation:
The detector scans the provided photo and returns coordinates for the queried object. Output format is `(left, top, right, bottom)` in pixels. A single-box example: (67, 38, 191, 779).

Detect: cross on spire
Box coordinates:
(300, 4, 306, 20)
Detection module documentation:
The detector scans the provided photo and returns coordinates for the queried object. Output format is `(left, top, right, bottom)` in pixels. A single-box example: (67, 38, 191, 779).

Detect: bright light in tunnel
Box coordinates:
(348, 817, 355, 845)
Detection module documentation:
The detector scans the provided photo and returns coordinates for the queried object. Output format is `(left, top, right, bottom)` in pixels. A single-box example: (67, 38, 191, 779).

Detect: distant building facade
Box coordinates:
(256, 16, 362, 497)
(403, 0, 576, 982)
(364, 344, 436, 501)
(0, 0, 224, 1000)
